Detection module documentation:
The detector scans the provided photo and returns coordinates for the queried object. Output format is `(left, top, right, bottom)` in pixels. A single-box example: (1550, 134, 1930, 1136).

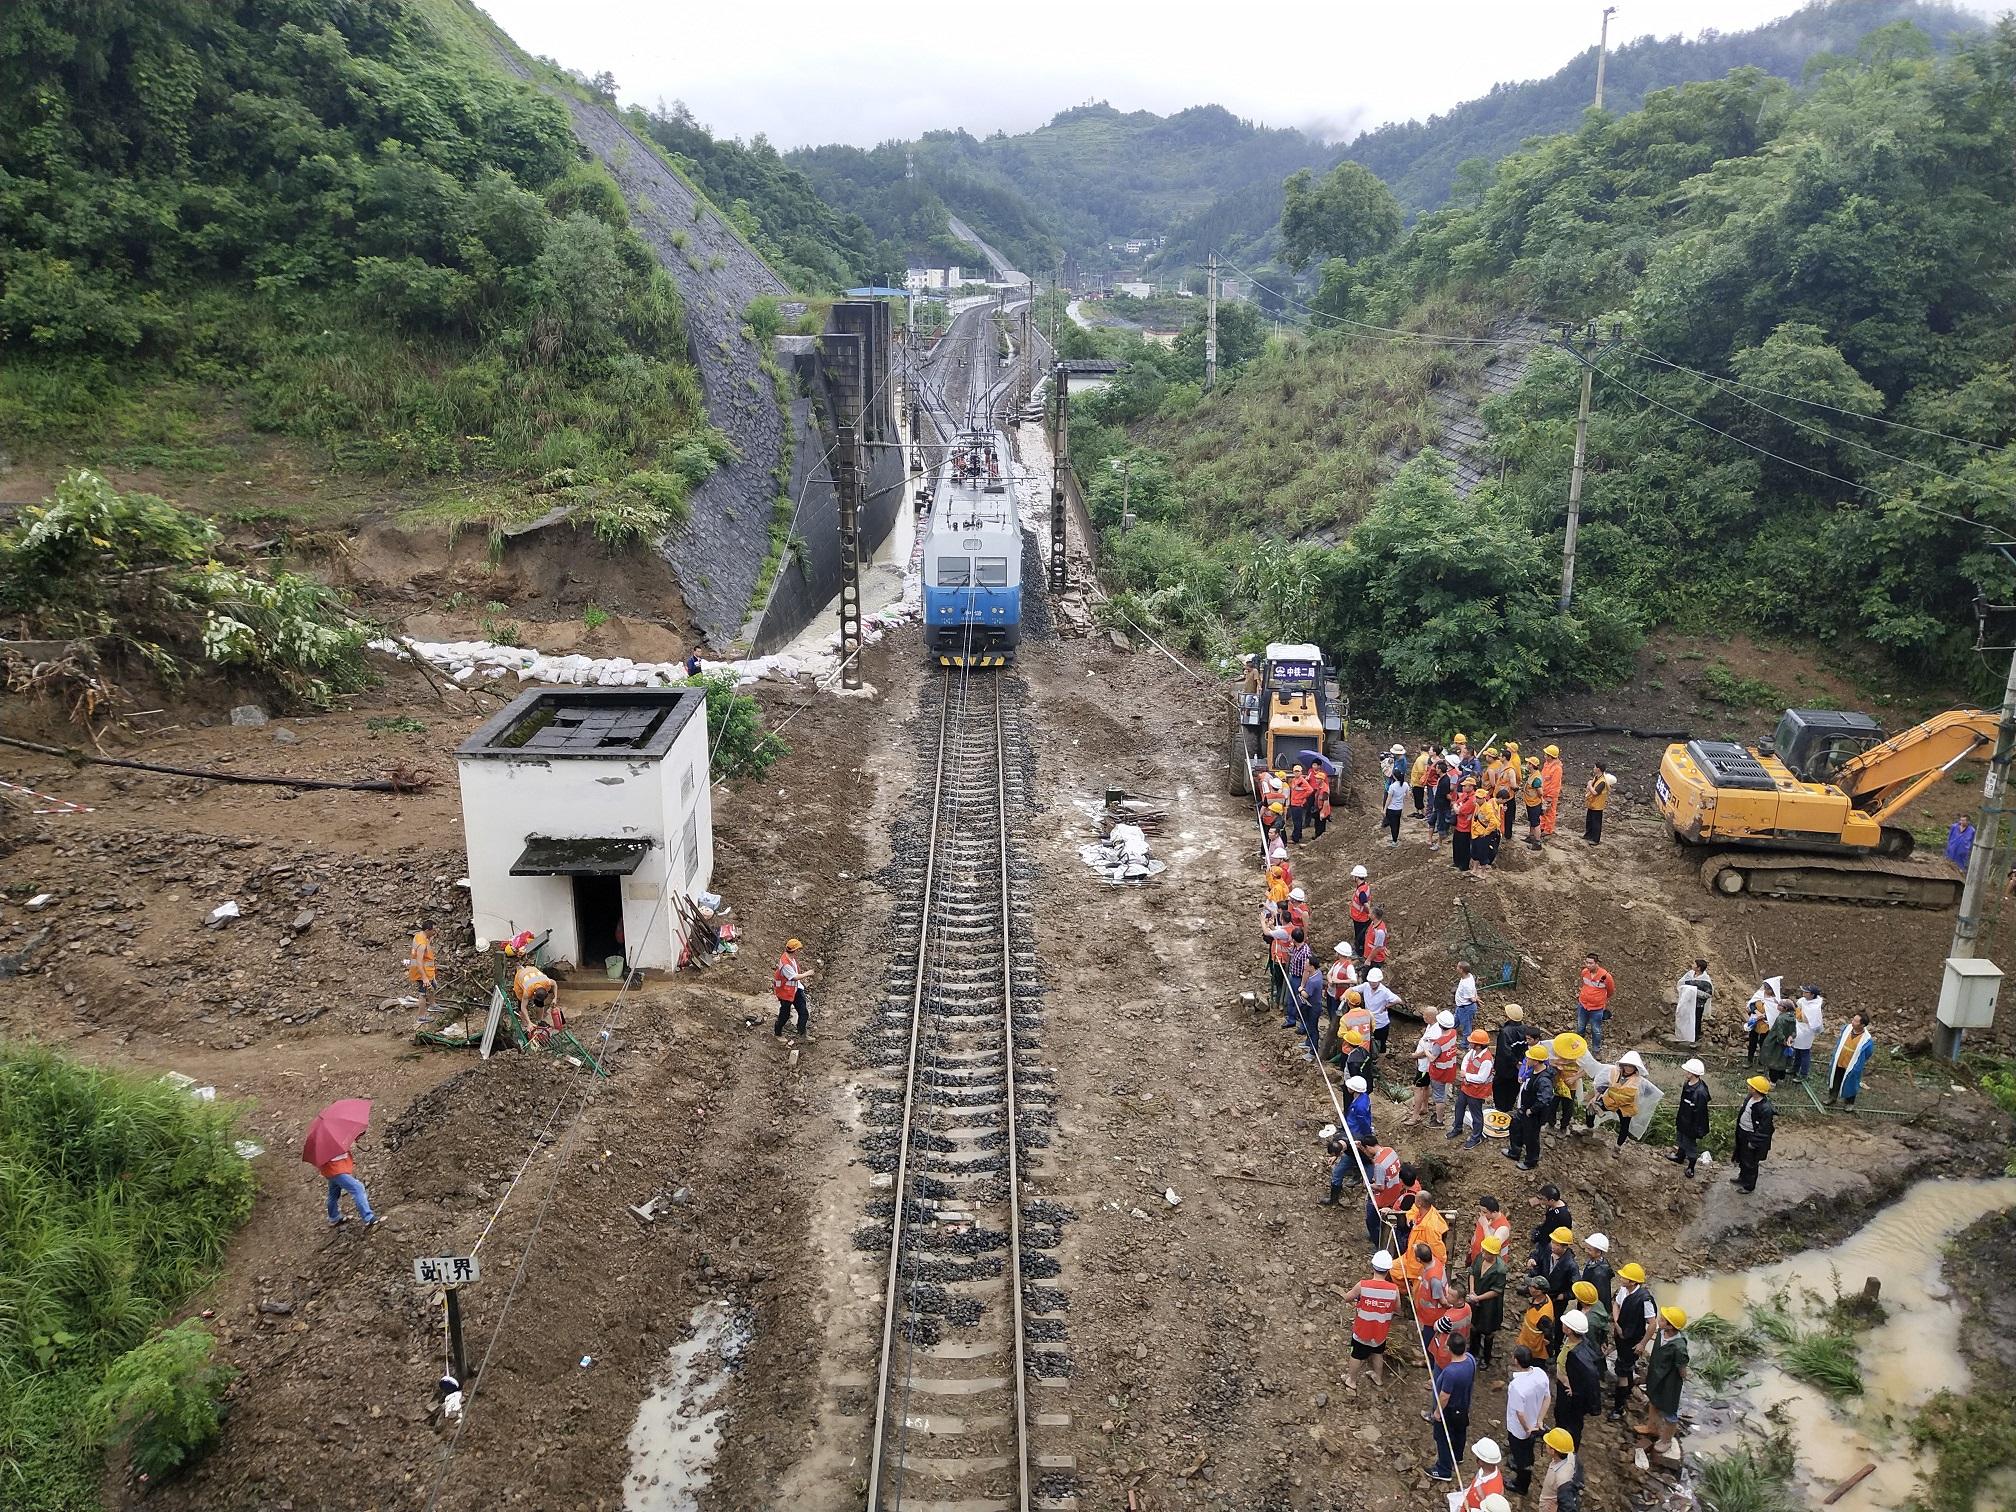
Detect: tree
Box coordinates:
(1174, 298, 1265, 376)
(1279, 162, 1402, 272)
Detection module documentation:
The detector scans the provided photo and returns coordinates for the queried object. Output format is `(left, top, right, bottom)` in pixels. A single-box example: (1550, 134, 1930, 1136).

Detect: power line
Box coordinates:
(1591, 363, 1992, 534)
(1217, 258, 1524, 349)
(1627, 344, 2014, 457)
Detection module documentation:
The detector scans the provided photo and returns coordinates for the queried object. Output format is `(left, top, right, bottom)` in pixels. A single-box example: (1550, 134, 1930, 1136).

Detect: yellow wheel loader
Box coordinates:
(1655, 707, 1994, 907)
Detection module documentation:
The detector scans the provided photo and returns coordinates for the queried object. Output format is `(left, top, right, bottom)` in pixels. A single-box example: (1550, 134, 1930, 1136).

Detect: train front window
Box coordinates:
(937, 558, 970, 587)
(976, 557, 1008, 586)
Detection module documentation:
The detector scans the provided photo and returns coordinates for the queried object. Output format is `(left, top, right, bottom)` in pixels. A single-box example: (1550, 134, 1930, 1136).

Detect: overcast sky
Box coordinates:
(475, 0, 1998, 149)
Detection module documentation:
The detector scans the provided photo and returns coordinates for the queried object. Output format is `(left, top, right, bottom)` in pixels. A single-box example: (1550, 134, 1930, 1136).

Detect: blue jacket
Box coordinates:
(1346, 1091, 1375, 1143)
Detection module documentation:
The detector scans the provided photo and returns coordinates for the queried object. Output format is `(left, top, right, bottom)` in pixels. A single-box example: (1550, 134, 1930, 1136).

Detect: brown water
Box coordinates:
(1670, 1176, 2016, 1512)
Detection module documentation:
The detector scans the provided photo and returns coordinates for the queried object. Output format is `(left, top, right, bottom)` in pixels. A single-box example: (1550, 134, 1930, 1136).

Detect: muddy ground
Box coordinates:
(4, 569, 2014, 1510)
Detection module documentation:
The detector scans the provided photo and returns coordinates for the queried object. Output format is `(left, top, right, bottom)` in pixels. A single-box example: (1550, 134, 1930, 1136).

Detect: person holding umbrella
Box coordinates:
(303, 1098, 378, 1228)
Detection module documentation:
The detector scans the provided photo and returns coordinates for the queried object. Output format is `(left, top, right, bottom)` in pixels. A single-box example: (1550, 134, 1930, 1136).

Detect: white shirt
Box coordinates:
(1385, 778, 1407, 811)
(1362, 983, 1399, 1028)
(1455, 974, 1479, 1010)
(1506, 1366, 1551, 1439)
(1794, 994, 1824, 1050)
(1414, 1025, 1439, 1073)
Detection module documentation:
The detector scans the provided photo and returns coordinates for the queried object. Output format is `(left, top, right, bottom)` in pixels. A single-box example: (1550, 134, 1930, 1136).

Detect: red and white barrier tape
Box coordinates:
(0, 778, 93, 815)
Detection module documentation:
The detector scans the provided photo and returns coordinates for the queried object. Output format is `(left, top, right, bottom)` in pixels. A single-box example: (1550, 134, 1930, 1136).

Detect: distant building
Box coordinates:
(1117, 281, 1153, 299)
(456, 687, 714, 972)
(1058, 357, 1122, 397)
(905, 267, 946, 292)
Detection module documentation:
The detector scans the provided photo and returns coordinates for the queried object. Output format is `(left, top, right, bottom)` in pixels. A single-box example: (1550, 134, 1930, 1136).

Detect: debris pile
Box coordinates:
(1078, 822, 1164, 884)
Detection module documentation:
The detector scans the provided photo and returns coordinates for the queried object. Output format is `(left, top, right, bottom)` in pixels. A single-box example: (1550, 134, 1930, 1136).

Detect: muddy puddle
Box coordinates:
(623, 1299, 752, 1511)
(1671, 1175, 2016, 1511)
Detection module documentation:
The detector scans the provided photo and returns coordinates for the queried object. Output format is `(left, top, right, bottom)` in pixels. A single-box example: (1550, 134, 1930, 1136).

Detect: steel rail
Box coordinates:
(864, 671, 1029, 1512)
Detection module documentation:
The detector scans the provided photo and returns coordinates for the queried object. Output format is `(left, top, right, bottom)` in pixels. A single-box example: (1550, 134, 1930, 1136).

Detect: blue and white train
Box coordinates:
(922, 430, 1022, 667)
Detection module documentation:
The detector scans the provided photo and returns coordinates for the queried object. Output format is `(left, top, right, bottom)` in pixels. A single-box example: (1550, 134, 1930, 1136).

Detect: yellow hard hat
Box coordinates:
(1747, 1074, 1772, 1094)
(1452, 732, 1468, 743)
(1553, 1032, 1588, 1059)
(1550, 1226, 1574, 1244)
(1618, 1262, 1647, 1283)
(1544, 1428, 1575, 1454)
(1343, 1029, 1365, 1046)
(1482, 1233, 1504, 1254)
(1271, 802, 1286, 813)
(786, 937, 803, 951)
(1545, 744, 1561, 757)
(1506, 741, 1520, 752)
(1344, 988, 1364, 1005)
(1525, 1044, 1551, 1062)
(1660, 1305, 1688, 1329)
(1572, 1280, 1598, 1303)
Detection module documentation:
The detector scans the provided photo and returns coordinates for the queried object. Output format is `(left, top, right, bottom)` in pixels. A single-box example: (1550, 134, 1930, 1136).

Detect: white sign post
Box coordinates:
(413, 1256, 480, 1384)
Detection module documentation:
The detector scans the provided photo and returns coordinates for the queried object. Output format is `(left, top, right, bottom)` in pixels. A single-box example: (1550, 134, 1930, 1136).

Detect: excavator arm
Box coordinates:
(1838, 709, 1998, 826)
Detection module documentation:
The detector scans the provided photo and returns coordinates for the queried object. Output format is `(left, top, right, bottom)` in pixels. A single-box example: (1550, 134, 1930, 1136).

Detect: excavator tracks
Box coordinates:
(1698, 849, 1964, 909)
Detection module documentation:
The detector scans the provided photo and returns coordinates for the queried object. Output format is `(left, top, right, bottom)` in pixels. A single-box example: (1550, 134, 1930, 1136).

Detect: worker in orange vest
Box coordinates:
(1450, 1028, 1495, 1146)
(1457, 1439, 1507, 1509)
(1364, 907, 1391, 969)
(1341, 1250, 1401, 1390)
(317, 1146, 377, 1227)
(1392, 1187, 1449, 1284)
(1349, 864, 1373, 955)
(1468, 1196, 1511, 1269)
(1576, 952, 1616, 1060)
(1429, 1294, 1476, 1372)
(1284, 885, 1310, 933)
(511, 960, 560, 1042)
(1312, 766, 1333, 840)
(406, 919, 438, 1004)
(773, 937, 812, 1042)
(1538, 745, 1564, 840)
(1288, 764, 1314, 845)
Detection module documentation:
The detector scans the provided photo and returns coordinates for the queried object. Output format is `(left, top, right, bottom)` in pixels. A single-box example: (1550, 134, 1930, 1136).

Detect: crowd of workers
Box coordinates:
(1240, 735, 1873, 1506)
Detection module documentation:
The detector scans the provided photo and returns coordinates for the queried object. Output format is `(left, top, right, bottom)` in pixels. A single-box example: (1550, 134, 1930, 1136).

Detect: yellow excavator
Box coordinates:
(1655, 706, 1995, 907)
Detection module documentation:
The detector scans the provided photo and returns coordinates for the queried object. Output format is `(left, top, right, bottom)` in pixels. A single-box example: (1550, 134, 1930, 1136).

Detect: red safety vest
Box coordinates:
(1414, 1265, 1450, 1330)
(1352, 1277, 1400, 1347)
(1342, 1004, 1373, 1041)
(1579, 966, 1614, 1012)
(1268, 927, 1292, 965)
(1470, 1214, 1509, 1266)
(1350, 884, 1373, 924)
(773, 953, 801, 1002)
(1461, 1463, 1506, 1510)
(1428, 1029, 1463, 1082)
(1429, 1301, 1475, 1371)
(1460, 1049, 1494, 1093)
(1366, 921, 1388, 963)
(1289, 774, 1313, 806)
(1367, 1148, 1403, 1208)
(1285, 902, 1309, 931)
(1327, 963, 1358, 999)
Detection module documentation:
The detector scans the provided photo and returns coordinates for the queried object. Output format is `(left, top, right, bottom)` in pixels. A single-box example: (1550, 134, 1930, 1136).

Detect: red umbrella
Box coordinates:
(301, 1098, 372, 1168)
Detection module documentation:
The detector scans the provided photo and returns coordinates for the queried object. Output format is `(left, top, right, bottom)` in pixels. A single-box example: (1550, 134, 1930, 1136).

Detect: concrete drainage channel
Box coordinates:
(852, 669, 1075, 1511)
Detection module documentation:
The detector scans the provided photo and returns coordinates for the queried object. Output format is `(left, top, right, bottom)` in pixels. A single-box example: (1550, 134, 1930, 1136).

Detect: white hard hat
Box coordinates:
(1372, 1249, 1393, 1270)
(1619, 1051, 1645, 1071)
(1346, 1075, 1368, 1093)
(1437, 1010, 1455, 1029)
(1472, 1438, 1502, 1465)
(1334, 942, 1353, 957)
(1367, 968, 1384, 983)
(1350, 864, 1369, 880)
(1481, 1497, 1511, 1512)
(1585, 1233, 1610, 1253)
(1390, 743, 1406, 755)
(1561, 1309, 1589, 1334)
(1289, 886, 1306, 901)
(1683, 1058, 1706, 1077)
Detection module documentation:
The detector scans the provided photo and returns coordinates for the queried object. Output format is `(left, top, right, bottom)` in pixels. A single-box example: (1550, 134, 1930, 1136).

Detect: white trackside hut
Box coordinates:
(455, 687, 714, 971)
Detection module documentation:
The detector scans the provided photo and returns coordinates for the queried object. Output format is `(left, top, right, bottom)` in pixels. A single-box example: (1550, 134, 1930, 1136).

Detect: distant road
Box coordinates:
(945, 214, 1028, 286)
(1066, 297, 1138, 332)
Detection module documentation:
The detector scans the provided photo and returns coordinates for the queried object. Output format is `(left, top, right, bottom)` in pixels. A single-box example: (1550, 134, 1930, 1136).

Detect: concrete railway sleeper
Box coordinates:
(860, 670, 1073, 1511)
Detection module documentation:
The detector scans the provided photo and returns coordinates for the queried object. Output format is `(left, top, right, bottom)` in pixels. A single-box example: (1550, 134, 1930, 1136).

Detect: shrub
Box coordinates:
(1695, 1432, 1798, 1512)
(691, 671, 787, 780)
(87, 1323, 237, 1481)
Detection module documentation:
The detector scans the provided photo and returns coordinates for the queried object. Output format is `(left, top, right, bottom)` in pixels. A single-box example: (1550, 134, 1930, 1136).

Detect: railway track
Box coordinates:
(860, 669, 1071, 1512)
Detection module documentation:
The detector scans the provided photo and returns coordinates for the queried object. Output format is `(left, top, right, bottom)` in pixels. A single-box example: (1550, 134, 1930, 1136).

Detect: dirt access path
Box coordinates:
(4, 612, 2009, 1511)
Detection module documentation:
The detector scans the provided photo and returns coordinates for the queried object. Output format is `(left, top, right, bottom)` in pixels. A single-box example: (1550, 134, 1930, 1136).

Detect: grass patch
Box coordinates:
(0, 1045, 257, 1504)
(1689, 1311, 1765, 1392)
(1907, 1388, 2016, 1512)
(1695, 1431, 1799, 1512)
(1699, 663, 1783, 709)
(1779, 1329, 1863, 1397)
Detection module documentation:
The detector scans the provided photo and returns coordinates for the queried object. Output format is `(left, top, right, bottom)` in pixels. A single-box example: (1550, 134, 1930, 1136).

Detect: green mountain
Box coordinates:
(789, 103, 1333, 277)
(1066, 20, 2016, 719)
(1154, 0, 1984, 276)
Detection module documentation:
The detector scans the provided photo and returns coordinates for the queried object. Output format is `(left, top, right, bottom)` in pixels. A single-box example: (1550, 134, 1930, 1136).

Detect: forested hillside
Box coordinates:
(1153, 0, 1981, 276)
(1070, 22, 2016, 725)
(633, 100, 901, 289)
(790, 103, 1331, 275)
(0, 0, 764, 536)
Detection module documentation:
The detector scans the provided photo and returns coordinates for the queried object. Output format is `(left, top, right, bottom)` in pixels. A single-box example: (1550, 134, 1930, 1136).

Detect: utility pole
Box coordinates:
(1594, 6, 1617, 108)
(1943, 604, 2016, 1059)
(1552, 321, 1622, 613)
(1205, 253, 1219, 392)
(1050, 361, 1069, 592)
(835, 414, 863, 691)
